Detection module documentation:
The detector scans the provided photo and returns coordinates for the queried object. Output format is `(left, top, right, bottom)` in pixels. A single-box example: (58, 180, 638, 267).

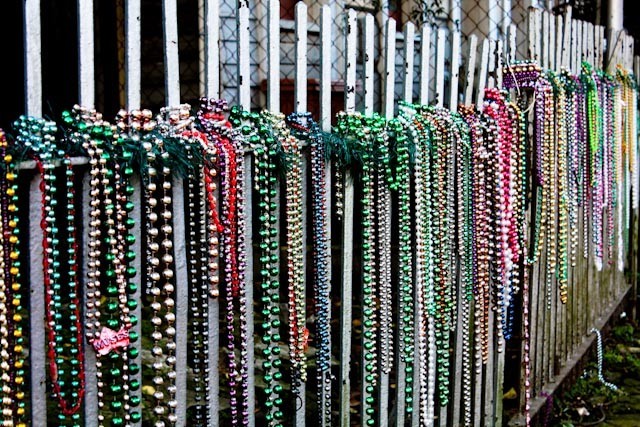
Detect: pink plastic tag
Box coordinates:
(90, 326, 130, 356)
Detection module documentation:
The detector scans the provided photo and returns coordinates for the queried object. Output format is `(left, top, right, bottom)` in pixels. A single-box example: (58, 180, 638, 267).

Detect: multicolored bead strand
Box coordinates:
(0, 130, 26, 427)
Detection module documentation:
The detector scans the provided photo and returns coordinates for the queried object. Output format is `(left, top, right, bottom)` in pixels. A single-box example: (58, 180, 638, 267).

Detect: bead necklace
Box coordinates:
(286, 112, 332, 422)
(602, 74, 616, 266)
(269, 112, 307, 386)
(240, 109, 284, 427)
(422, 106, 454, 405)
(198, 98, 252, 425)
(614, 69, 626, 271)
(575, 73, 590, 260)
(138, 109, 176, 426)
(15, 116, 86, 424)
(478, 112, 498, 362)
(484, 88, 522, 342)
(460, 104, 489, 376)
(0, 130, 26, 427)
(387, 116, 414, 419)
(372, 115, 393, 378)
(334, 111, 378, 424)
(113, 118, 142, 427)
(406, 104, 437, 424)
(582, 62, 604, 269)
(180, 122, 212, 426)
(551, 73, 570, 304)
(224, 104, 252, 426)
(452, 109, 474, 426)
(153, 105, 192, 426)
(560, 71, 580, 267)
(78, 107, 141, 427)
(206, 102, 243, 426)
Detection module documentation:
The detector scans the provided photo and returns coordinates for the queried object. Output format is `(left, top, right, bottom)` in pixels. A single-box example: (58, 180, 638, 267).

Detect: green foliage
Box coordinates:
(553, 320, 640, 425)
(612, 324, 635, 344)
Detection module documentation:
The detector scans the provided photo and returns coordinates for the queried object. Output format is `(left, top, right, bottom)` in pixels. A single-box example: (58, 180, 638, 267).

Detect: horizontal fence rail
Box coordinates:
(0, 2, 638, 427)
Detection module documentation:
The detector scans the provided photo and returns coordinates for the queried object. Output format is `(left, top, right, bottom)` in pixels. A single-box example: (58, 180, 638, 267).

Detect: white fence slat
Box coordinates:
(542, 11, 550, 70)
(383, 17, 397, 118)
(130, 175, 144, 427)
(587, 22, 595, 65)
(403, 22, 416, 104)
(363, 14, 375, 115)
(573, 20, 580, 73)
(78, 0, 95, 107)
(320, 5, 332, 131)
(449, 31, 461, 109)
(29, 175, 47, 425)
(173, 178, 189, 427)
(24, 0, 42, 116)
(345, 9, 357, 112)
(452, 265, 464, 427)
(339, 171, 355, 427)
(419, 25, 432, 105)
(203, 0, 220, 98)
(561, 6, 572, 70)
(576, 19, 582, 69)
(162, 0, 180, 106)
(555, 14, 563, 71)
(463, 35, 478, 106)
(495, 40, 503, 90)
(294, 2, 308, 113)
(435, 28, 446, 108)
(198, 0, 205, 96)
(593, 25, 601, 71)
(535, 8, 543, 65)
(476, 38, 490, 107)
(237, 4, 250, 109)
(580, 21, 586, 66)
(82, 173, 98, 427)
(528, 8, 536, 61)
(484, 312, 495, 426)
(508, 23, 516, 63)
(487, 40, 496, 89)
(549, 12, 556, 70)
(125, 0, 141, 109)
(267, 0, 280, 111)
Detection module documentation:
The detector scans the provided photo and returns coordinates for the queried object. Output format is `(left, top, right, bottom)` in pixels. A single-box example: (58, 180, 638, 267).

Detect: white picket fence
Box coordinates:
(17, 1, 639, 426)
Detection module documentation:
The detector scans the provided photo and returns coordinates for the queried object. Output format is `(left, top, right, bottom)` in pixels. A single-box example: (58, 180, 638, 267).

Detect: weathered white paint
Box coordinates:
(449, 31, 461, 109)
(125, 0, 141, 109)
(162, 0, 180, 106)
(204, 0, 220, 98)
(419, 25, 432, 105)
(237, 3, 250, 109)
(320, 5, 332, 131)
(294, 2, 308, 113)
(363, 14, 375, 115)
(463, 34, 478, 106)
(435, 28, 446, 108)
(345, 9, 357, 111)
(78, 0, 95, 107)
(403, 23, 415, 104)
(267, 0, 280, 111)
(24, 0, 42, 116)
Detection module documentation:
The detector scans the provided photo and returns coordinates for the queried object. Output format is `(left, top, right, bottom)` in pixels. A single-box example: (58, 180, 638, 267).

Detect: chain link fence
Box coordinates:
(5, 0, 605, 136)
